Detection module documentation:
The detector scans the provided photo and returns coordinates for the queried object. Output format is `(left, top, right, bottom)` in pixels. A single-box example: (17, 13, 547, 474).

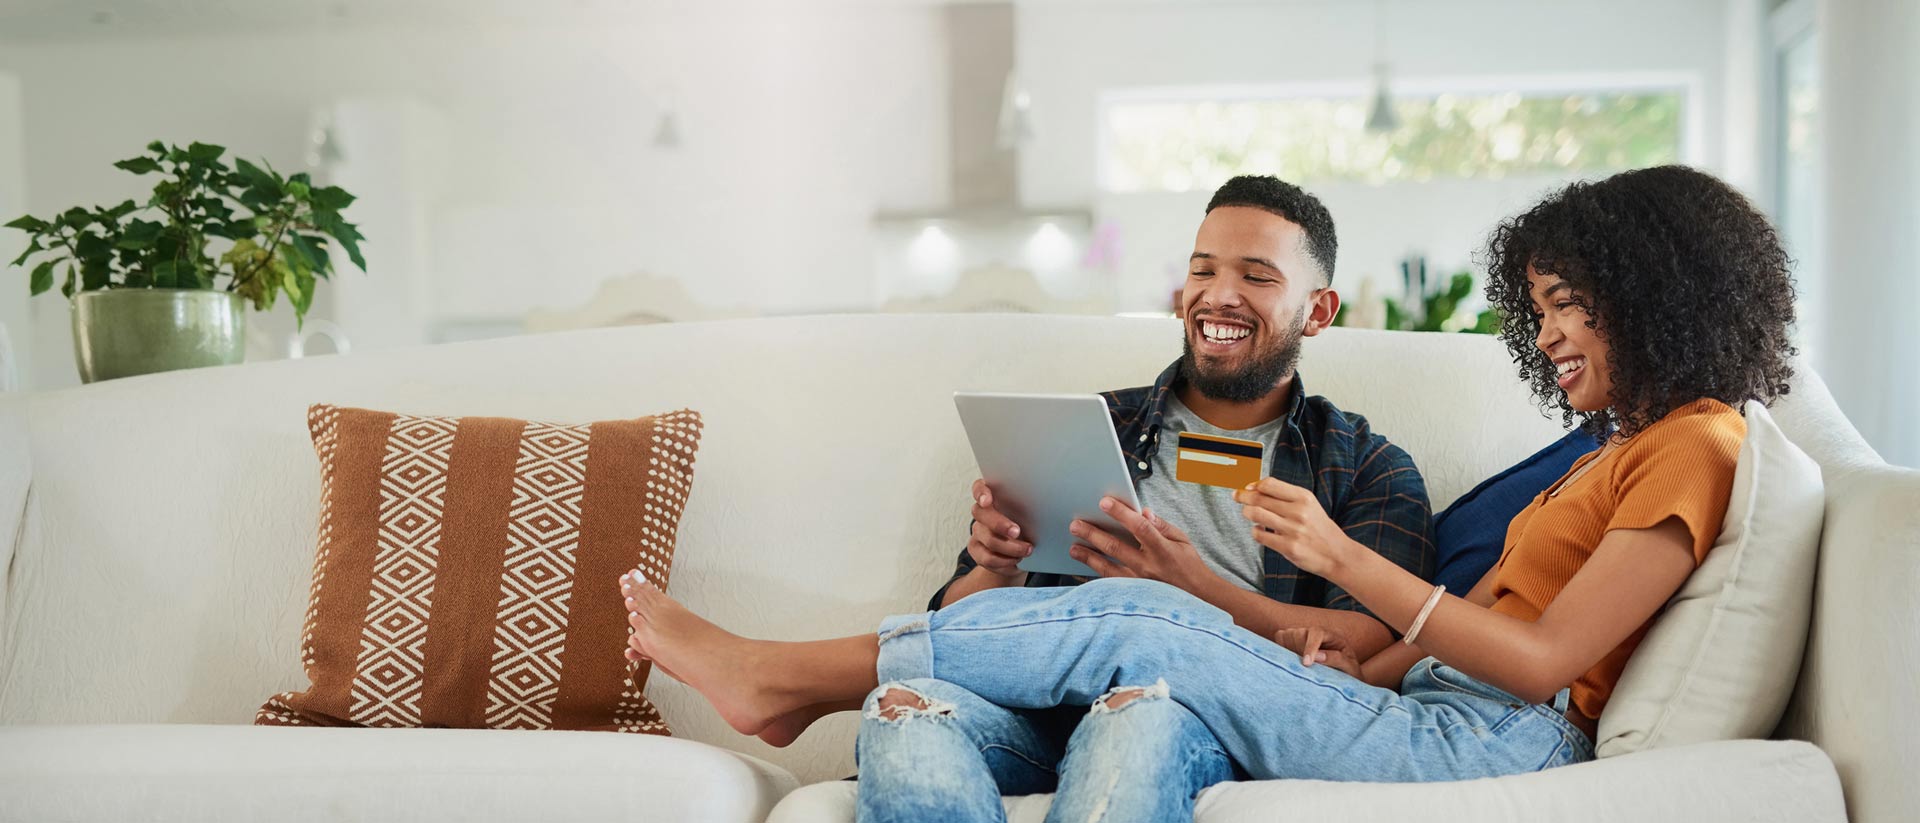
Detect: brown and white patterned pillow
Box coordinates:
(257, 404, 702, 734)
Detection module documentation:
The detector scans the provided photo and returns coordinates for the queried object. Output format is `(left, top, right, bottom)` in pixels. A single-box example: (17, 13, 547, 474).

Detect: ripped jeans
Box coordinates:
(855, 678, 1233, 823)
(855, 579, 1593, 823)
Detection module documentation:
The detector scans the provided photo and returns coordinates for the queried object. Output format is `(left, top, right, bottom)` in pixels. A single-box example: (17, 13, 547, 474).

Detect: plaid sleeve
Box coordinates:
(1321, 437, 1436, 622)
(927, 520, 982, 610)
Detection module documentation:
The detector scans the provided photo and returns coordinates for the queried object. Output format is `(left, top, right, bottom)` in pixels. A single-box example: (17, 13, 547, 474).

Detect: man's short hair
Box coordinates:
(1205, 175, 1338, 284)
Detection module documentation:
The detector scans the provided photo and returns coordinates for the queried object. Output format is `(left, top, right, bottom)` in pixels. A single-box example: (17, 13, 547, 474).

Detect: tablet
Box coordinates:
(953, 392, 1143, 576)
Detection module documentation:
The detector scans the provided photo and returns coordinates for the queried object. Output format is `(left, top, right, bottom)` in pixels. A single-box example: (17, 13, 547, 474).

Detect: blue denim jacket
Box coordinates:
(931, 359, 1436, 625)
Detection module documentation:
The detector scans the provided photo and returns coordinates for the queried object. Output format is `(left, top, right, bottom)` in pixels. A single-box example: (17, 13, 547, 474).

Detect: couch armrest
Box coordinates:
(1779, 461, 1920, 823)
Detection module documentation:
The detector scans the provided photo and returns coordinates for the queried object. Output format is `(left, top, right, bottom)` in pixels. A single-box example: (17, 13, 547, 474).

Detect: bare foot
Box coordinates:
(619, 573, 796, 736)
(755, 702, 845, 748)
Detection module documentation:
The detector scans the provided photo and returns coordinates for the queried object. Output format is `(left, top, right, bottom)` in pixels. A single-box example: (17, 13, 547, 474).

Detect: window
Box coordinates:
(1102, 86, 1685, 192)
(1769, 0, 1821, 355)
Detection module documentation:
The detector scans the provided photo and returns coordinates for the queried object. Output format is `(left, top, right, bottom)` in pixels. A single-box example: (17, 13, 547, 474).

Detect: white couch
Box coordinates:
(0, 314, 1911, 822)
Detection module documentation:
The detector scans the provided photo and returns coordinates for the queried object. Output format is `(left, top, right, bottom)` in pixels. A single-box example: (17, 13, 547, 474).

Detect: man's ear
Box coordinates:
(1302, 287, 1341, 337)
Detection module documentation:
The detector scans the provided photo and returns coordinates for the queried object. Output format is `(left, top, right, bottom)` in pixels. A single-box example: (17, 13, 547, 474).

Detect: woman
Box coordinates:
(617, 165, 1798, 817)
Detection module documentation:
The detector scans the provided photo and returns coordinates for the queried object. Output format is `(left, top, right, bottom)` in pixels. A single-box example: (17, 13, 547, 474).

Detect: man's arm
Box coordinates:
(929, 479, 1035, 609)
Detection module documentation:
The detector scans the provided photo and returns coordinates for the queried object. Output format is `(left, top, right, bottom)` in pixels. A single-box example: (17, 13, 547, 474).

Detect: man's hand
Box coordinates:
(1067, 496, 1223, 596)
(1234, 477, 1363, 580)
(1273, 626, 1363, 680)
(967, 479, 1033, 578)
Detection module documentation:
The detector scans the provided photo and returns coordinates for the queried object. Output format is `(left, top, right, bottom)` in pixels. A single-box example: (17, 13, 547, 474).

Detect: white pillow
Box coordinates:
(1596, 401, 1825, 756)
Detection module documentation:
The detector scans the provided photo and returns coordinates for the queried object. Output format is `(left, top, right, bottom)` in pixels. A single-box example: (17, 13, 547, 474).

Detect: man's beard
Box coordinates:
(1179, 304, 1307, 403)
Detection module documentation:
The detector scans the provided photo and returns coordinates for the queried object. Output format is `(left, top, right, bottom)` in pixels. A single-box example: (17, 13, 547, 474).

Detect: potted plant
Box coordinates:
(5, 141, 365, 382)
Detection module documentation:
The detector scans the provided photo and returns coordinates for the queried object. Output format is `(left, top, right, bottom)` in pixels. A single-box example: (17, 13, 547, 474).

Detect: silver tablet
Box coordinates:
(953, 392, 1143, 576)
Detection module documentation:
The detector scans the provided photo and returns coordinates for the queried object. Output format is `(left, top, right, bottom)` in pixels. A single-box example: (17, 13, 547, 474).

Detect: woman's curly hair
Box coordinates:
(1482, 165, 1798, 437)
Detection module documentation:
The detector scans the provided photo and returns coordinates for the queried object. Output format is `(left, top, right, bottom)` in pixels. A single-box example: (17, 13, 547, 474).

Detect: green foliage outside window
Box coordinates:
(1105, 91, 1683, 191)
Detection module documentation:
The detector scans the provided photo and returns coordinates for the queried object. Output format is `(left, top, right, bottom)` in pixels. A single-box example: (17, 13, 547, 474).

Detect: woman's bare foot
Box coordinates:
(755, 701, 856, 748)
(619, 574, 800, 736)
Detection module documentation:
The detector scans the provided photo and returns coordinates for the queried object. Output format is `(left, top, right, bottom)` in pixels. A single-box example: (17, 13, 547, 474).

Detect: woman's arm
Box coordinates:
(1352, 563, 1501, 690)
(1238, 478, 1696, 704)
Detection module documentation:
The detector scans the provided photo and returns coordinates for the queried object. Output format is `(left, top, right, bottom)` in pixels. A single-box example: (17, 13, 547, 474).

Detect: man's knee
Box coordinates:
(1090, 679, 1171, 715)
(865, 679, 958, 722)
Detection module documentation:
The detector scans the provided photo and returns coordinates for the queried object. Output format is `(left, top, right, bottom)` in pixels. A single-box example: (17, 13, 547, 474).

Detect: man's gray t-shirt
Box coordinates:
(1135, 394, 1284, 592)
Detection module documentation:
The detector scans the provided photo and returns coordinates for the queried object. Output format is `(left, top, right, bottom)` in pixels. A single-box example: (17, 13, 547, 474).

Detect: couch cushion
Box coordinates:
(764, 740, 1841, 823)
(1598, 402, 1823, 755)
(0, 724, 796, 823)
(1429, 429, 1599, 592)
(258, 405, 703, 733)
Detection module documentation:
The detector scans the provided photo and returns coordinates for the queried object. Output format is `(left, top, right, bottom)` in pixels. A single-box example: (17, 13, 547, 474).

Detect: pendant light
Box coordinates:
(1364, 1, 1400, 133)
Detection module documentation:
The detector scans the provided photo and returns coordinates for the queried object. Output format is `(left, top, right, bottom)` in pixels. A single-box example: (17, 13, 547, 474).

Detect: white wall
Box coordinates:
(1017, 0, 1734, 309)
(1817, 0, 1920, 467)
(0, 72, 26, 392)
(0, 7, 949, 389)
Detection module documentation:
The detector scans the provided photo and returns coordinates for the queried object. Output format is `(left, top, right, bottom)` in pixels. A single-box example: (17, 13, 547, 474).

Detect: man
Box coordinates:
(856, 175, 1436, 822)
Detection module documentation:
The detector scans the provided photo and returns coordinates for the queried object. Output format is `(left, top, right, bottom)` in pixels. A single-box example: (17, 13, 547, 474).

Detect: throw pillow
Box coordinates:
(257, 404, 703, 734)
(1431, 429, 1603, 592)
(1596, 401, 1824, 755)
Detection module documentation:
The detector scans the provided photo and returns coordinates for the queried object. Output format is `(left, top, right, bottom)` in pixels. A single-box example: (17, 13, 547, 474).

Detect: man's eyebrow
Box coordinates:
(1241, 256, 1281, 271)
(1190, 252, 1214, 261)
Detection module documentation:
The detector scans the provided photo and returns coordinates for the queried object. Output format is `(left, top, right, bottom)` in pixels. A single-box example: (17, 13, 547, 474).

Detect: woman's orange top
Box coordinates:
(1488, 398, 1744, 731)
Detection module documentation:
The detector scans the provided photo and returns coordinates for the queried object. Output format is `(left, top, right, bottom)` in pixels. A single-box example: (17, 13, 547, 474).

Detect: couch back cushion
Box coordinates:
(1597, 401, 1824, 755)
(0, 317, 1584, 781)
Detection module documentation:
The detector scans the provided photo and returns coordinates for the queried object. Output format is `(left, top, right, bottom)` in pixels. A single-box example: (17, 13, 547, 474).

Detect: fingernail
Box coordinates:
(1069, 522, 1084, 535)
(1008, 525, 1020, 538)
(1022, 546, 1033, 556)
(1099, 497, 1113, 511)
(979, 495, 988, 507)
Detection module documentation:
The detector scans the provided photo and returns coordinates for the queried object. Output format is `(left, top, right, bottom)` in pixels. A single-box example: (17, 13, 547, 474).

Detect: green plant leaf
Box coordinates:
(279, 246, 308, 305)
(145, 140, 166, 154)
(187, 142, 226, 163)
(288, 233, 330, 272)
(75, 232, 112, 262)
(5, 214, 52, 232)
(29, 260, 52, 295)
(116, 261, 145, 289)
(61, 207, 91, 227)
(316, 214, 367, 271)
(104, 199, 139, 219)
(116, 219, 164, 250)
(113, 156, 165, 175)
(310, 186, 355, 210)
(9, 238, 41, 267)
(60, 263, 76, 298)
(81, 257, 111, 290)
(152, 259, 178, 288)
(232, 158, 278, 194)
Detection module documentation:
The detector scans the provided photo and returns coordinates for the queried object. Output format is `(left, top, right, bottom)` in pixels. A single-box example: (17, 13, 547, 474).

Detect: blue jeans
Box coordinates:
(861, 579, 1592, 809)
(855, 678, 1235, 823)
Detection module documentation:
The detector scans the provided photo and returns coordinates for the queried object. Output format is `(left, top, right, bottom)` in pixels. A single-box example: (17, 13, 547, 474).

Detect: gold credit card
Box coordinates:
(1175, 432, 1265, 490)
